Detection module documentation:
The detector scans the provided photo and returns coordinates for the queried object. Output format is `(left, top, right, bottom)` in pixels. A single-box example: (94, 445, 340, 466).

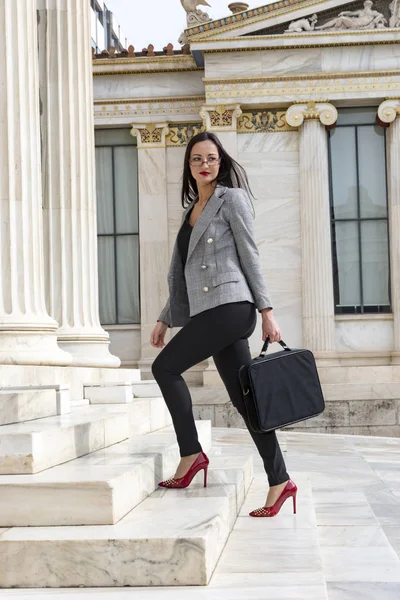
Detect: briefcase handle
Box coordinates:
(259, 337, 291, 358)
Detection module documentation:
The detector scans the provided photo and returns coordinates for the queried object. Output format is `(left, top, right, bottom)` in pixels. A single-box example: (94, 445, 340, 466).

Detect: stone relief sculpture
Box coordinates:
(389, 0, 400, 27)
(285, 14, 318, 32)
(315, 1, 386, 30)
(178, 0, 212, 44)
(286, 0, 400, 33)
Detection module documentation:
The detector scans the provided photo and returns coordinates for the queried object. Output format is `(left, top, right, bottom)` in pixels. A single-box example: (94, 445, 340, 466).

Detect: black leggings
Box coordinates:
(151, 301, 289, 487)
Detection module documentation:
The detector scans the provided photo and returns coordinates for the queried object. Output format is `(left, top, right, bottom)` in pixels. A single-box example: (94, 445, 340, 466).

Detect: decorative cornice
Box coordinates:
(204, 70, 400, 85)
(130, 123, 170, 148)
(378, 98, 400, 123)
(286, 101, 338, 126)
(93, 66, 201, 77)
(238, 109, 296, 132)
(205, 72, 400, 101)
(94, 96, 206, 120)
(200, 104, 243, 131)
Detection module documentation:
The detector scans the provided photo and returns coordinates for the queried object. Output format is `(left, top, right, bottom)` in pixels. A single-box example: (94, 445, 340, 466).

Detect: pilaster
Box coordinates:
(199, 104, 242, 159)
(378, 99, 400, 364)
(130, 123, 171, 374)
(286, 102, 338, 362)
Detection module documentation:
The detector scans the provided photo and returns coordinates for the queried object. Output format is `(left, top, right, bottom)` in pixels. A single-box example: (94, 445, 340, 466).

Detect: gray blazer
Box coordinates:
(158, 185, 273, 328)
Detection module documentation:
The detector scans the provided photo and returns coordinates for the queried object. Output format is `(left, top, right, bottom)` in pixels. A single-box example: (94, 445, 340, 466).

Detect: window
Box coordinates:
(95, 129, 140, 325)
(328, 108, 391, 314)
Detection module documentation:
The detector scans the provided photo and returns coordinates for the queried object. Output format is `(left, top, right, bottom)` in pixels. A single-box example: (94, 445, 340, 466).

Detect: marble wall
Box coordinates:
(93, 71, 204, 101)
(238, 132, 303, 354)
(205, 46, 400, 79)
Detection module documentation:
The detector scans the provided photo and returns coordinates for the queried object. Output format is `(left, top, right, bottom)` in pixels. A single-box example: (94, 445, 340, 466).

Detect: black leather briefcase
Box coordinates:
(238, 338, 325, 433)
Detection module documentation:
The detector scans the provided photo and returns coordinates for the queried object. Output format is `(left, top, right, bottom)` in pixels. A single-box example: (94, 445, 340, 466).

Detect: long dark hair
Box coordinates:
(181, 131, 255, 210)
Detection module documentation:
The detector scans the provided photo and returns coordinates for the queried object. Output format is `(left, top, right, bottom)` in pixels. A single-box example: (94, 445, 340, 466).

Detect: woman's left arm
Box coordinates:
(228, 189, 281, 342)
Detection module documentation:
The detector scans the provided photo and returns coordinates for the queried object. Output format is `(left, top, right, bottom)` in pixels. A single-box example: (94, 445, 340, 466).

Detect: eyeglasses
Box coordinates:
(189, 156, 220, 167)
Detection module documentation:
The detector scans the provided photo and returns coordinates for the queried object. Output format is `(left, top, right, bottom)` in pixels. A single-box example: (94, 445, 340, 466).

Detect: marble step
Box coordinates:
(0, 420, 212, 527)
(98, 397, 172, 435)
(132, 380, 162, 398)
(0, 440, 251, 587)
(0, 389, 57, 426)
(0, 405, 130, 475)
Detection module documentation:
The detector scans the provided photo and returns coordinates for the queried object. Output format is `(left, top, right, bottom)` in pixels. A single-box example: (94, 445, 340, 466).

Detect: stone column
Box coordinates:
(286, 102, 338, 362)
(199, 104, 242, 159)
(130, 123, 171, 376)
(37, 0, 119, 367)
(0, 0, 71, 366)
(378, 99, 400, 364)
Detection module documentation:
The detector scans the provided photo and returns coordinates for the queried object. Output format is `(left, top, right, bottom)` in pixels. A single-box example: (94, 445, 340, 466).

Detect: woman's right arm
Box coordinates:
(157, 297, 171, 328)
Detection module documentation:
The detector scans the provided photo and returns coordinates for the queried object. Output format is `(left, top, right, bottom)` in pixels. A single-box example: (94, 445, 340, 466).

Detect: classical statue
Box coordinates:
(285, 14, 318, 32)
(178, 0, 212, 45)
(389, 0, 400, 27)
(315, 0, 386, 30)
(181, 0, 212, 24)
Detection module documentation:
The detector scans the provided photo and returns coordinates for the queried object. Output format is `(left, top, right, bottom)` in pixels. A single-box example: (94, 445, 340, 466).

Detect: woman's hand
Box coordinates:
(150, 321, 168, 349)
(261, 308, 281, 343)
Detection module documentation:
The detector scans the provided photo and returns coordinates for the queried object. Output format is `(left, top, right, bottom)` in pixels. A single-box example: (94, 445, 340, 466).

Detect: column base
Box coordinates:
(58, 336, 121, 368)
(0, 331, 72, 366)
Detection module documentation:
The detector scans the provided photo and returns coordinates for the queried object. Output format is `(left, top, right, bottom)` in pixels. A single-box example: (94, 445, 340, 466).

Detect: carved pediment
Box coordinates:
(244, 0, 399, 35)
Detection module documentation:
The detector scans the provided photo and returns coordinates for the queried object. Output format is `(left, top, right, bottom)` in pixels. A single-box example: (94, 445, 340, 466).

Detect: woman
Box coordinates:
(150, 132, 296, 517)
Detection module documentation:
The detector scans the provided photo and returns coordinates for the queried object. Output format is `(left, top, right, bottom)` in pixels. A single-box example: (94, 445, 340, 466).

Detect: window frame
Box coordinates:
(327, 111, 392, 315)
(95, 129, 140, 326)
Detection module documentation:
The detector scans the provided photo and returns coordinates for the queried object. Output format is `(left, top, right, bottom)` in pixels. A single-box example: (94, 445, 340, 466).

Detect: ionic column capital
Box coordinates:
(199, 104, 242, 132)
(377, 99, 400, 124)
(286, 102, 338, 128)
(130, 123, 170, 148)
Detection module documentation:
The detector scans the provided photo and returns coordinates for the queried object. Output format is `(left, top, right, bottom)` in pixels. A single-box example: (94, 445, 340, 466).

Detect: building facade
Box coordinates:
(93, 0, 400, 374)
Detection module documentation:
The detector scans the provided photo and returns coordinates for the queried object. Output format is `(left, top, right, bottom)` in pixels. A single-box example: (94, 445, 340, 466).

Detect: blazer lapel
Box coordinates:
(186, 185, 227, 265)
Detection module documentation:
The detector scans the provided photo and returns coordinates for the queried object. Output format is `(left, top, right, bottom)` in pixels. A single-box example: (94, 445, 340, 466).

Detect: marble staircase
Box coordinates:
(0, 380, 253, 588)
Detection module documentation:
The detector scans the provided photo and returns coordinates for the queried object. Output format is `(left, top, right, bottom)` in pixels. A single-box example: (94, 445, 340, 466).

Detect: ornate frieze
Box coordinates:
(237, 109, 296, 132)
(205, 72, 400, 101)
(94, 97, 205, 120)
(200, 104, 242, 131)
(166, 122, 205, 146)
(286, 102, 338, 127)
(378, 98, 400, 122)
(130, 123, 170, 148)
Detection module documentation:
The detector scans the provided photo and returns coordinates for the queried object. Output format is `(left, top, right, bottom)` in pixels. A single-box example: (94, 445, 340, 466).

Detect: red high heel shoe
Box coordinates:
(249, 479, 297, 517)
(158, 451, 209, 489)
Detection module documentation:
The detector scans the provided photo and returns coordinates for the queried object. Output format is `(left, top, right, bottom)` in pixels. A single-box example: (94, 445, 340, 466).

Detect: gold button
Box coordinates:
(203, 286, 209, 292)
(207, 238, 213, 244)
(201, 265, 207, 270)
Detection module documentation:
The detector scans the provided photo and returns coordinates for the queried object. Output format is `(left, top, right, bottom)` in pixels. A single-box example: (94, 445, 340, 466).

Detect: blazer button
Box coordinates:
(201, 264, 207, 270)
(203, 286, 209, 293)
(207, 237, 213, 244)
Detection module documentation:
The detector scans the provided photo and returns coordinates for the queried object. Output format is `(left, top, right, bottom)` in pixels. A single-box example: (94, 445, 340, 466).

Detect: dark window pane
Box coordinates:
(336, 107, 378, 126)
(98, 236, 116, 325)
(358, 126, 387, 218)
(116, 235, 140, 323)
(114, 147, 139, 234)
(334, 221, 361, 308)
(361, 221, 390, 307)
(330, 127, 358, 219)
(95, 147, 114, 234)
(95, 129, 135, 146)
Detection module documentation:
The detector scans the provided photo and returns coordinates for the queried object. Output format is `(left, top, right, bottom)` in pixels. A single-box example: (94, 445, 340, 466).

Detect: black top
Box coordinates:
(177, 209, 193, 266)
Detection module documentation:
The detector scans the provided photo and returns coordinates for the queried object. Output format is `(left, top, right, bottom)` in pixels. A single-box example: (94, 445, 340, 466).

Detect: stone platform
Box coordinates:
(1, 427, 400, 599)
